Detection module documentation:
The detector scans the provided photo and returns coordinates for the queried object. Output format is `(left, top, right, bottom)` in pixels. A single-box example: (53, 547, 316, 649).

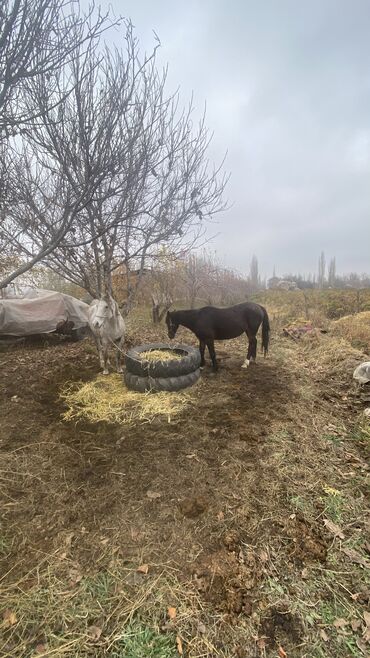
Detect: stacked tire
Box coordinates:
(124, 343, 201, 393)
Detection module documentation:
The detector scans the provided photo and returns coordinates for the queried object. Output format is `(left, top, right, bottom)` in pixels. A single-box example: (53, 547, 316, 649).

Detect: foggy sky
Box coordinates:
(104, 0, 370, 278)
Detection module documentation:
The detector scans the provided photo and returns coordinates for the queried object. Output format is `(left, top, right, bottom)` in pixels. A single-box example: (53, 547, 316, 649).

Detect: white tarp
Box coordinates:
(0, 289, 89, 336)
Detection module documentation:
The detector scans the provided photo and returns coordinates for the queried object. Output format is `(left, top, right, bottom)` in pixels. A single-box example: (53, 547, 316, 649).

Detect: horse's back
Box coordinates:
(198, 302, 263, 320)
(196, 302, 265, 339)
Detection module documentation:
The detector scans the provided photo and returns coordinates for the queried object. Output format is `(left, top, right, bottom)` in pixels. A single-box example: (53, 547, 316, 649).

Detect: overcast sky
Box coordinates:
(103, 0, 370, 278)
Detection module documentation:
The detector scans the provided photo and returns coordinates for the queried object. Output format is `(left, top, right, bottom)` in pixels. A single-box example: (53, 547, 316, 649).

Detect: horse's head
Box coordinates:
(90, 296, 114, 329)
(166, 311, 178, 339)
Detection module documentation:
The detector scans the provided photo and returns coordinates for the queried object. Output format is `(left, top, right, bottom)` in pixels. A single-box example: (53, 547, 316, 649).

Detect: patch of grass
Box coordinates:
(322, 433, 342, 446)
(350, 424, 370, 450)
(264, 576, 287, 597)
(321, 486, 344, 522)
(107, 623, 176, 658)
(0, 561, 201, 658)
(268, 429, 291, 443)
(317, 602, 364, 658)
(319, 601, 344, 625)
(290, 494, 313, 516)
(0, 532, 10, 556)
(81, 571, 115, 601)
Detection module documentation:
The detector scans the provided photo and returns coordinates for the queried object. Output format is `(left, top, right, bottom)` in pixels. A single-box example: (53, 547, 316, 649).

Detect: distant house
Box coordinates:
(267, 277, 298, 291)
(277, 280, 298, 291)
(111, 264, 150, 300)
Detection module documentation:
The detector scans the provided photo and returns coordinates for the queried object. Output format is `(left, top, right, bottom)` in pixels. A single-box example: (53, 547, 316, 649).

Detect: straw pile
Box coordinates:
(140, 349, 182, 362)
(60, 374, 193, 425)
(332, 311, 370, 353)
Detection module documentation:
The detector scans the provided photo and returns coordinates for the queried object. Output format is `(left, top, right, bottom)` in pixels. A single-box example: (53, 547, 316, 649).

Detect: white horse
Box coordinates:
(87, 295, 125, 375)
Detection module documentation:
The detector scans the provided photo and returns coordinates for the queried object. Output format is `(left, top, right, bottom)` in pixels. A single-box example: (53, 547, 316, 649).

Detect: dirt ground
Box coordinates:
(0, 317, 369, 658)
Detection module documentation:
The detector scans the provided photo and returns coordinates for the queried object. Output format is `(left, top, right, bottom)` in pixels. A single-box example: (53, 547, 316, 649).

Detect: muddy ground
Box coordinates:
(0, 320, 369, 658)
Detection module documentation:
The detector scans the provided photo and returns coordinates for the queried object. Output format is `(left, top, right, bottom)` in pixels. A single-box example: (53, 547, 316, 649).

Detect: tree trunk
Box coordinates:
(151, 294, 172, 324)
(303, 290, 309, 320)
(151, 295, 161, 324)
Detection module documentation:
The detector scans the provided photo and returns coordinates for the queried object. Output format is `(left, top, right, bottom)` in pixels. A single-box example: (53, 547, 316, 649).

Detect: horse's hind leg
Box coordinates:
(250, 335, 257, 362)
(241, 331, 256, 368)
(207, 340, 218, 371)
(199, 339, 206, 368)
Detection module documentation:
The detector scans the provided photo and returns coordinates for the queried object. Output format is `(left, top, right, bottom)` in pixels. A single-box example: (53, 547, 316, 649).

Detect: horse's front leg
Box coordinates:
(115, 337, 124, 374)
(101, 340, 110, 375)
(207, 340, 218, 371)
(199, 339, 206, 368)
(95, 336, 105, 371)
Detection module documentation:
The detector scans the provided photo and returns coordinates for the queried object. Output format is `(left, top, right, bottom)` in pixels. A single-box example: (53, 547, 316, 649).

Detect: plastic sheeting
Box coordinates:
(0, 289, 89, 336)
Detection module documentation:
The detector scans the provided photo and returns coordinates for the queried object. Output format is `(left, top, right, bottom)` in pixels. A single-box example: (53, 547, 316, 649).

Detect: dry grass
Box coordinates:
(140, 349, 182, 362)
(332, 311, 370, 353)
(0, 549, 259, 658)
(1, 300, 370, 658)
(60, 373, 195, 425)
(253, 288, 370, 325)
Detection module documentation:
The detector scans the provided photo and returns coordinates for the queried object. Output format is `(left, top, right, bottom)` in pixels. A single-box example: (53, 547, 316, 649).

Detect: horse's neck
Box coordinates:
(175, 309, 198, 329)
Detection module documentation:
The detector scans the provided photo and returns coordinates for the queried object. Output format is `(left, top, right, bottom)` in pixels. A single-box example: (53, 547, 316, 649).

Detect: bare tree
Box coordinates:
(179, 254, 206, 309)
(1, 17, 227, 295)
(318, 251, 326, 289)
(37, 35, 227, 304)
(0, 1, 116, 287)
(249, 254, 260, 292)
(146, 250, 179, 323)
(328, 257, 336, 287)
(137, 250, 248, 316)
(0, 0, 111, 136)
(0, 19, 127, 290)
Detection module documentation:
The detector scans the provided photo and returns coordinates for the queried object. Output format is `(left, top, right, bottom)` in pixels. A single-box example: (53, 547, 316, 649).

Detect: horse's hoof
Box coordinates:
(102, 370, 109, 375)
(117, 368, 123, 374)
(241, 359, 250, 369)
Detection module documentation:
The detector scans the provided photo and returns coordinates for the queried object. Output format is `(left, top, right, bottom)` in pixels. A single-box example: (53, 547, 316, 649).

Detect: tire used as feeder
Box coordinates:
(124, 343, 201, 393)
(124, 368, 201, 393)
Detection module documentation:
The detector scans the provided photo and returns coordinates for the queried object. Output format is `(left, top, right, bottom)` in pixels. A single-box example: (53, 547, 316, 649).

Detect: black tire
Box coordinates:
(124, 368, 201, 393)
(125, 343, 201, 378)
(69, 327, 88, 342)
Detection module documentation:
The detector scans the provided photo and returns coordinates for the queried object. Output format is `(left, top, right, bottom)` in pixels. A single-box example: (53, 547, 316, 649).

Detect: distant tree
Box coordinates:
(328, 257, 336, 287)
(249, 254, 260, 291)
(318, 251, 326, 289)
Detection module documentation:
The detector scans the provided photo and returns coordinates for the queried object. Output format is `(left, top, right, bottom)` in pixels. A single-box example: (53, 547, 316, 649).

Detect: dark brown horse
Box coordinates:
(166, 302, 270, 370)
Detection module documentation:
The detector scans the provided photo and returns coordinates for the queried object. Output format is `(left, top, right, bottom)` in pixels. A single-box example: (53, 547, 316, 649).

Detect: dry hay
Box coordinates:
(60, 374, 194, 425)
(332, 311, 370, 353)
(301, 333, 363, 364)
(300, 333, 366, 388)
(140, 349, 182, 362)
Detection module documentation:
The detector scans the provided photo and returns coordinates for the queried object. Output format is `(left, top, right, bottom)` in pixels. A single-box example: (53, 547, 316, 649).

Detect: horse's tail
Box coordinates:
(261, 306, 270, 357)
